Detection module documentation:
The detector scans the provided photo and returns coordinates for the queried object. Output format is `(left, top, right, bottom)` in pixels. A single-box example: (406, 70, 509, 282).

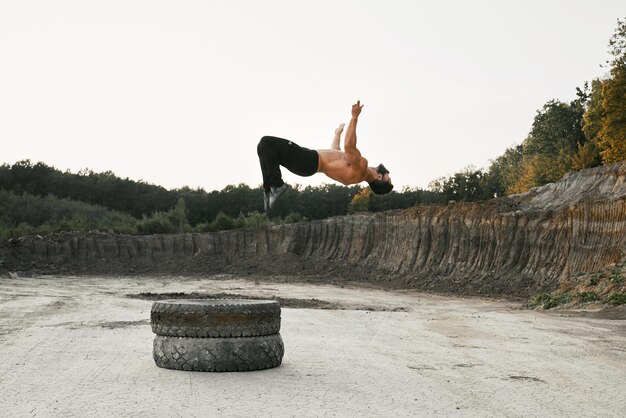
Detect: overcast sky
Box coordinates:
(1, 1, 624, 192)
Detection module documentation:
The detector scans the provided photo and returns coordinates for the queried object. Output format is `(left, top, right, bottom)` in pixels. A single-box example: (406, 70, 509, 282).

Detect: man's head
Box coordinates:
(368, 163, 394, 195)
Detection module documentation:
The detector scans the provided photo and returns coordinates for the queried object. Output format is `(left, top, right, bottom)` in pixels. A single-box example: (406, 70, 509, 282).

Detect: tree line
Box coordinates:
(0, 161, 446, 238)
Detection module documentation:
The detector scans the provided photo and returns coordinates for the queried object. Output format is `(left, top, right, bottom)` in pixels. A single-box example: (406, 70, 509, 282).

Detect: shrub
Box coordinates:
(575, 292, 599, 303)
(282, 212, 307, 224)
(194, 222, 213, 233)
(0, 190, 138, 238)
(533, 293, 572, 309)
(606, 293, 626, 306)
(137, 212, 178, 234)
(241, 212, 272, 229)
(211, 212, 241, 231)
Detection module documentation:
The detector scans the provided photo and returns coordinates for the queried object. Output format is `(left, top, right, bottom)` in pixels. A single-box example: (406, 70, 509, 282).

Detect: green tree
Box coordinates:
(582, 79, 604, 144)
(577, 79, 604, 169)
(170, 197, 190, 233)
(512, 98, 586, 193)
(524, 100, 585, 158)
(606, 17, 626, 69)
(429, 166, 491, 202)
(445, 167, 485, 201)
(485, 145, 524, 196)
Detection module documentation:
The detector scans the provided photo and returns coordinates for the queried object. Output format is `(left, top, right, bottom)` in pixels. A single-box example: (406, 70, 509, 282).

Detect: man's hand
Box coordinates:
(335, 123, 345, 135)
(351, 100, 364, 118)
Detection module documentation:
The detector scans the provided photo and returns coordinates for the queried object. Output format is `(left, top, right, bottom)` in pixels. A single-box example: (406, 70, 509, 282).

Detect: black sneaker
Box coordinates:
(269, 184, 289, 208)
(263, 190, 271, 212)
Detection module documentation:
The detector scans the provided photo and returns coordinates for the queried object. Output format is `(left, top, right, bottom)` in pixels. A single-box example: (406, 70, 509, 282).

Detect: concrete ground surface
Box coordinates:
(0, 275, 624, 418)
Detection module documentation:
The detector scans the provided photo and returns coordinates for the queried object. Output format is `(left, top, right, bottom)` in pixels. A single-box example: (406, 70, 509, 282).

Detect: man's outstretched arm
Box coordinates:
(344, 101, 364, 162)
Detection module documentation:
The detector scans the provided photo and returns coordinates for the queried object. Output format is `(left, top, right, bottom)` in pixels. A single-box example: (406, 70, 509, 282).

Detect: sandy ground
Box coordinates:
(0, 275, 624, 418)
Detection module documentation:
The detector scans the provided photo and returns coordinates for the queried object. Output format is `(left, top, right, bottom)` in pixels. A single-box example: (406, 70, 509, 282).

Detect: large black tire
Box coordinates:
(151, 299, 281, 338)
(153, 334, 284, 372)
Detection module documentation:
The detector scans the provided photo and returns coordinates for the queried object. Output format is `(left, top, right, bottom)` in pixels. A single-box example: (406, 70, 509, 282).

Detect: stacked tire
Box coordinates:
(151, 299, 284, 372)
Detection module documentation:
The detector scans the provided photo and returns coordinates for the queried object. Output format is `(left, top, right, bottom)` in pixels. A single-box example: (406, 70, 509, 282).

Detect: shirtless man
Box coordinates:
(257, 100, 393, 211)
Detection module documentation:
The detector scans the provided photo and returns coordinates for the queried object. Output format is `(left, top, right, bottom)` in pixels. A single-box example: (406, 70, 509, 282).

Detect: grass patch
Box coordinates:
(609, 272, 623, 285)
(606, 293, 626, 306)
(533, 293, 572, 309)
(575, 292, 599, 303)
(609, 263, 624, 284)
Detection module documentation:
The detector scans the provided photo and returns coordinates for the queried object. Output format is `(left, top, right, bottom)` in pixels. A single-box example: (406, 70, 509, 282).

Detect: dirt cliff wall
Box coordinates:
(2, 162, 626, 297)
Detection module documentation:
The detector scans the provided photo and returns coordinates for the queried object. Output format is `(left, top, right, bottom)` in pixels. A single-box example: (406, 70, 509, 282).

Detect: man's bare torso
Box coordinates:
(316, 149, 369, 186)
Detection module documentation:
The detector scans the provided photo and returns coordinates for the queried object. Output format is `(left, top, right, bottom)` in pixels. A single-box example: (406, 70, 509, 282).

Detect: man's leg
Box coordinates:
(257, 136, 286, 191)
(331, 123, 345, 150)
(257, 136, 288, 210)
(257, 136, 318, 209)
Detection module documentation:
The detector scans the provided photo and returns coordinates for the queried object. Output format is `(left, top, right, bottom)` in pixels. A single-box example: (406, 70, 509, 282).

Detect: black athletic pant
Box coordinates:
(257, 136, 319, 192)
